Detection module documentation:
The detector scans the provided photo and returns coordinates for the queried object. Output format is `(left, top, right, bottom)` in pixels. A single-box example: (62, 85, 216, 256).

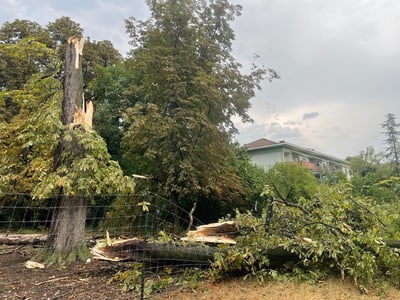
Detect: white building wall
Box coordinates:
(248, 148, 282, 171)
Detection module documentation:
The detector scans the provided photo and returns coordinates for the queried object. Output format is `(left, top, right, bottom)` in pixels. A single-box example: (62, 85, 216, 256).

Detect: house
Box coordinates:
(244, 138, 351, 178)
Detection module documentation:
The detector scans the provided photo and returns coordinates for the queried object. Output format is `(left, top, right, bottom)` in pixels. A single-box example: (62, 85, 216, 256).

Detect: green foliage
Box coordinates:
(231, 143, 268, 212)
(348, 146, 393, 178)
(112, 263, 145, 294)
(81, 39, 123, 99)
(348, 146, 400, 203)
(32, 129, 135, 199)
(0, 74, 62, 194)
(210, 183, 400, 290)
(0, 70, 135, 199)
(380, 201, 400, 240)
(100, 194, 142, 235)
(46, 16, 83, 46)
(352, 174, 400, 204)
(89, 63, 135, 161)
(122, 0, 275, 222)
(0, 37, 58, 90)
(0, 19, 52, 45)
(265, 162, 318, 202)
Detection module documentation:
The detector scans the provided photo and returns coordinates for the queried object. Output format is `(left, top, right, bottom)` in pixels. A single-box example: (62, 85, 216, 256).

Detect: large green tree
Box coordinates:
(90, 63, 136, 161)
(47, 16, 83, 48)
(0, 19, 52, 45)
(121, 0, 276, 223)
(0, 37, 56, 91)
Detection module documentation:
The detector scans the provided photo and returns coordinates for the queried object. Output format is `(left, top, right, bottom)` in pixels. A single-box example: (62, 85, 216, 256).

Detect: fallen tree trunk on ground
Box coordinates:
(90, 221, 400, 267)
(0, 234, 47, 245)
(92, 222, 239, 263)
(90, 237, 299, 267)
(91, 238, 217, 265)
(90, 221, 299, 267)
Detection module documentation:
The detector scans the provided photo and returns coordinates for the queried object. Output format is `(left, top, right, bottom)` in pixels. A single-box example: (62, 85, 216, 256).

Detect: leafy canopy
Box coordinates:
(121, 0, 274, 220)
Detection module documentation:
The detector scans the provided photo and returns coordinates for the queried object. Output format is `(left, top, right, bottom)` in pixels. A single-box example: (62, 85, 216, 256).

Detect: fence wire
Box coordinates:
(0, 192, 212, 299)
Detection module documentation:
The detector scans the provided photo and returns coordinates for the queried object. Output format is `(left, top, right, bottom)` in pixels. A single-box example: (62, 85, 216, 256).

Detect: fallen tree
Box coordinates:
(90, 222, 299, 268)
(90, 182, 400, 293)
(0, 234, 47, 245)
(91, 222, 238, 263)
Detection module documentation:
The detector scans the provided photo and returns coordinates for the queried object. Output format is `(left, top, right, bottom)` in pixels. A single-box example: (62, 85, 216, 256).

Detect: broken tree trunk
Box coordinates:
(91, 237, 299, 268)
(90, 223, 239, 264)
(90, 221, 400, 268)
(45, 37, 89, 261)
(91, 238, 217, 265)
(91, 222, 297, 266)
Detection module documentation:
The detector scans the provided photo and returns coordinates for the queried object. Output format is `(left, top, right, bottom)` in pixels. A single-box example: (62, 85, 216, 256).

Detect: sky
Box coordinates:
(1, 0, 399, 159)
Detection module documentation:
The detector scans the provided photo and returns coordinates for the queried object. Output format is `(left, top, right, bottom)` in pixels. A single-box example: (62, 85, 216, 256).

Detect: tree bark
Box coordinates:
(91, 238, 216, 265)
(61, 37, 84, 125)
(91, 238, 299, 268)
(47, 195, 87, 256)
(45, 37, 88, 261)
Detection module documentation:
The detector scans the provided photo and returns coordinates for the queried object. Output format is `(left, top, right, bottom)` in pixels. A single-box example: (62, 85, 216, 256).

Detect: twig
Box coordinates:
(275, 198, 311, 215)
(0, 245, 23, 255)
(35, 276, 70, 286)
(348, 196, 386, 228)
(273, 184, 311, 215)
(186, 202, 197, 232)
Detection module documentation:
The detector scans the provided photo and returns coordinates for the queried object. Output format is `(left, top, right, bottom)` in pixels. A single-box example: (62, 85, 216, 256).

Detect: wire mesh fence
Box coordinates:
(0, 192, 212, 298)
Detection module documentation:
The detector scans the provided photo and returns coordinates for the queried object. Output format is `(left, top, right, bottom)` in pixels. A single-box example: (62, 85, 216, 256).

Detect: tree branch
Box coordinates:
(274, 198, 311, 216)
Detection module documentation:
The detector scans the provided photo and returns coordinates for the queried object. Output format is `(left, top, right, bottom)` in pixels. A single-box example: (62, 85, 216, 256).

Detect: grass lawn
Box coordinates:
(156, 277, 400, 300)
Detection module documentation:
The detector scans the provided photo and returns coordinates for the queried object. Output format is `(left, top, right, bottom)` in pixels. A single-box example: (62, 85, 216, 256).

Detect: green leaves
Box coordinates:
(0, 73, 62, 194)
(121, 0, 274, 220)
(266, 162, 318, 202)
(0, 37, 58, 90)
(32, 129, 135, 199)
(211, 182, 400, 289)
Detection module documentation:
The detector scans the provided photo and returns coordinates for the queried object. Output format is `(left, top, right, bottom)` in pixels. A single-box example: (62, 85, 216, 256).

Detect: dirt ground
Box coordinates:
(0, 245, 132, 299)
(2, 245, 400, 300)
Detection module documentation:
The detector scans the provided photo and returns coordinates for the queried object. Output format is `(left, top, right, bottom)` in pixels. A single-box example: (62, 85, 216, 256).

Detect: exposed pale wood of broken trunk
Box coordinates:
(182, 221, 238, 244)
